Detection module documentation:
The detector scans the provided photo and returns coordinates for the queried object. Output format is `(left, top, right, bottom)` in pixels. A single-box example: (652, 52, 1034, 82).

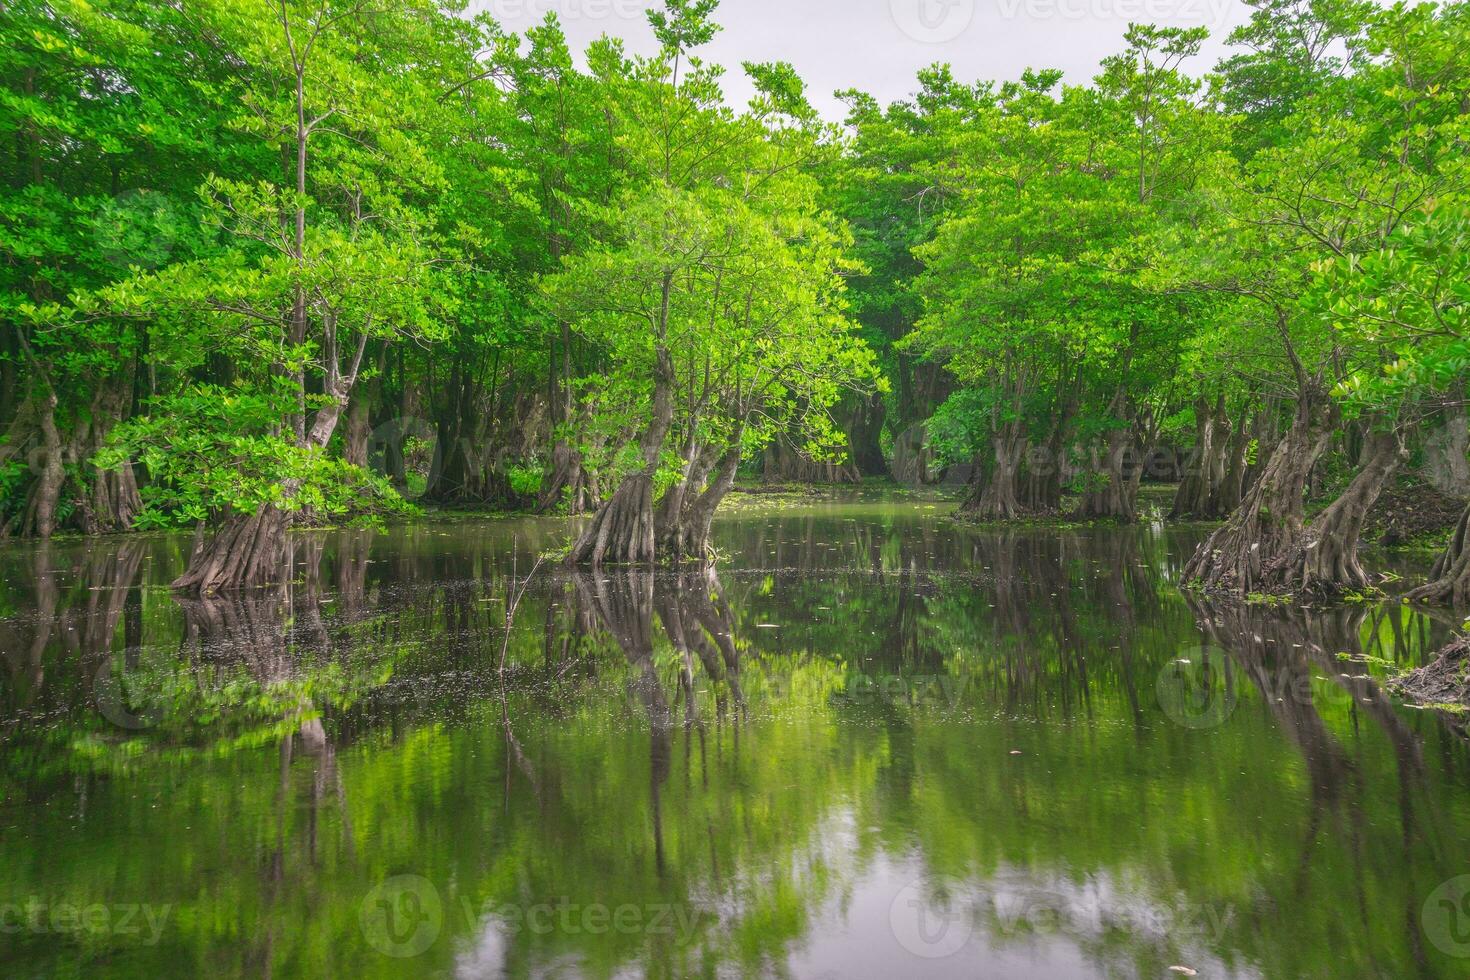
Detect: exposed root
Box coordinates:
(172, 506, 291, 594)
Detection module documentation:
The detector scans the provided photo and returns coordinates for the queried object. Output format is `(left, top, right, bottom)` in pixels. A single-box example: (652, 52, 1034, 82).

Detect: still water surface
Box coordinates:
(2, 495, 1469, 978)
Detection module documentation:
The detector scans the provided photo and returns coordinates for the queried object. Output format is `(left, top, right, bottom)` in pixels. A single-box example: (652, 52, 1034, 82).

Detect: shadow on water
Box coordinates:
(2, 502, 1470, 977)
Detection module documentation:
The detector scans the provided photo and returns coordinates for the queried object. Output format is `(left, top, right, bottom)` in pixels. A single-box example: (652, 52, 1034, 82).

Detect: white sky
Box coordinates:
(468, 0, 1256, 119)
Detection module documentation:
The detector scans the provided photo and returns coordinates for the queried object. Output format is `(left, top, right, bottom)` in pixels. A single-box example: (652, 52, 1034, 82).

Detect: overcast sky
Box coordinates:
(467, 0, 1255, 119)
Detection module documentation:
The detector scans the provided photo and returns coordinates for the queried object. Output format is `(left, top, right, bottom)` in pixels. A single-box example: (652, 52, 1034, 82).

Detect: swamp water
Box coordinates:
(2, 494, 1469, 978)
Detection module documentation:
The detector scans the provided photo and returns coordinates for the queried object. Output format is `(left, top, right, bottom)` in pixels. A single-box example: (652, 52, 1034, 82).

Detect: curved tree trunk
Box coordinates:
(1182, 388, 1332, 595)
(172, 505, 291, 594)
(671, 442, 741, 561)
(1406, 502, 1470, 605)
(1275, 428, 1405, 596)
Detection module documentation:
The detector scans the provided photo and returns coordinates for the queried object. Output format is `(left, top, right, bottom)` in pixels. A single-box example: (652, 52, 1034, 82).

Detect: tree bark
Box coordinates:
(958, 431, 1029, 521)
(22, 391, 64, 539)
(1421, 399, 1470, 497)
(1275, 428, 1405, 596)
(846, 392, 888, 477)
(1406, 501, 1470, 606)
(1171, 395, 1226, 519)
(568, 335, 675, 565)
(761, 436, 860, 484)
(1076, 427, 1137, 523)
(171, 505, 291, 594)
(659, 440, 740, 561)
(1182, 387, 1332, 595)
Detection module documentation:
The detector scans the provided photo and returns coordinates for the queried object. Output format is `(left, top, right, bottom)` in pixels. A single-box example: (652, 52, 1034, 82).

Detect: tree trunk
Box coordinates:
(569, 340, 675, 565)
(1275, 428, 1405, 596)
(1022, 402, 1071, 513)
(659, 440, 739, 561)
(847, 392, 888, 477)
(1422, 399, 1470, 497)
(22, 391, 64, 539)
(344, 390, 370, 468)
(177, 378, 355, 592)
(761, 436, 860, 484)
(1171, 395, 1225, 519)
(538, 440, 594, 514)
(1215, 406, 1253, 515)
(1406, 502, 1470, 606)
(172, 505, 291, 594)
(1182, 387, 1332, 595)
(959, 431, 1028, 521)
(1076, 427, 1137, 523)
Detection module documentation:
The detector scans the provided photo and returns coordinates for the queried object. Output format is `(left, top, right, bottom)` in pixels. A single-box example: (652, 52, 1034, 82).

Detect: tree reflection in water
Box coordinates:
(1, 508, 1469, 978)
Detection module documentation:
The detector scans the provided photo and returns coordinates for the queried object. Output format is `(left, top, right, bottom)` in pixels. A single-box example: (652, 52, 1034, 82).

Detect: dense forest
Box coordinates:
(2, 0, 1469, 610)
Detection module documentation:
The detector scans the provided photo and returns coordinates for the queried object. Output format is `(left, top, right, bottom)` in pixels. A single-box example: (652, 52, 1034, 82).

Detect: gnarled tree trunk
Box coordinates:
(1171, 394, 1226, 519)
(538, 440, 595, 514)
(568, 339, 675, 566)
(172, 505, 291, 594)
(1274, 428, 1405, 596)
(958, 430, 1028, 521)
(1406, 502, 1470, 606)
(1182, 388, 1332, 595)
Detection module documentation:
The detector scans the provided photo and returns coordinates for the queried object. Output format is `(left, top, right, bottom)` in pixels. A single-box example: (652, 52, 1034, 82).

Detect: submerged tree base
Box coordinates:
(172, 507, 290, 594)
(567, 473, 657, 566)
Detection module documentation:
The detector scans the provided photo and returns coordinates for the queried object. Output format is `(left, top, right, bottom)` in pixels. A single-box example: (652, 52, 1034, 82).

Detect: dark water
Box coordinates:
(3, 495, 1470, 979)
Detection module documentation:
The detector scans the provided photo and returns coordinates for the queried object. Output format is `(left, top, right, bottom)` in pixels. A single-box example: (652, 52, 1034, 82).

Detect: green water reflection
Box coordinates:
(2, 498, 1469, 978)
